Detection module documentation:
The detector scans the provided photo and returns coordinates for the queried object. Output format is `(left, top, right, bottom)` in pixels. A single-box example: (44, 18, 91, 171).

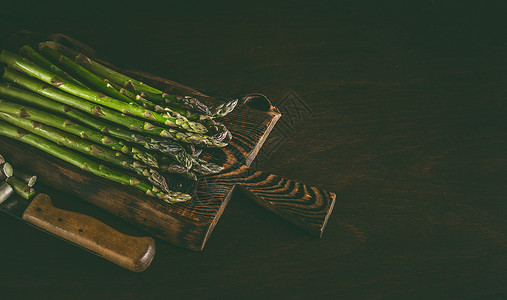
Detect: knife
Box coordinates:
(0, 177, 156, 272)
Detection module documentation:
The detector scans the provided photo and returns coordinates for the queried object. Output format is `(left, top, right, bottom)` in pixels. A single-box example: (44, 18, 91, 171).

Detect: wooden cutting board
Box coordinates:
(0, 32, 336, 251)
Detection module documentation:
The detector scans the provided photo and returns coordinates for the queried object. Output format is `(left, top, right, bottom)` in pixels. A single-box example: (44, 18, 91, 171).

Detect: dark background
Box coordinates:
(1, 1, 506, 299)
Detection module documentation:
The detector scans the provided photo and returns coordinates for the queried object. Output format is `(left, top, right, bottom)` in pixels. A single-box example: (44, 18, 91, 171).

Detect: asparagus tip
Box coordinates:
(75, 53, 91, 64)
(26, 175, 37, 187)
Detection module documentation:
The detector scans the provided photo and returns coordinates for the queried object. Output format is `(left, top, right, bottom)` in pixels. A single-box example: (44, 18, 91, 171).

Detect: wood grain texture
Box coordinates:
(23, 194, 155, 272)
(236, 167, 336, 237)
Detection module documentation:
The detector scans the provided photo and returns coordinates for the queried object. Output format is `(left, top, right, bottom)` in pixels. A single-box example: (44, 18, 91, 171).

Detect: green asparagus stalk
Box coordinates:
(0, 83, 204, 157)
(154, 153, 191, 173)
(6, 176, 36, 200)
(210, 98, 239, 118)
(153, 144, 192, 171)
(40, 41, 237, 118)
(14, 170, 37, 187)
(2, 68, 164, 136)
(39, 42, 216, 116)
(0, 83, 140, 142)
(0, 49, 207, 134)
(159, 163, 190, 174)
(138, 92, 212, 117)
(202, 118, 232, 142)
(95, 82, 229, 139)
(0, 120, 190, 202)
(183, 144, 203, 158)
(19, 45, 89, 89)
(103, 79, 161, 110)
(68, 52, 163, 95)
(2, 68, 228, 147)
(73, 53, 213, 116)
(52, 49, 208, 126)
(191, 157, 224, 175)
(39, 45, 135, 104)
(76, 63, 212, 122)
(0, 112, 169, 192)
(0, 100, 159, 168)
(105, 79, 211, 120)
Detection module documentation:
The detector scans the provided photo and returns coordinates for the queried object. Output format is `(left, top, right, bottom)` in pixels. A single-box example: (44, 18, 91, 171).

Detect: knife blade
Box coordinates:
(0, 180, 156, 272)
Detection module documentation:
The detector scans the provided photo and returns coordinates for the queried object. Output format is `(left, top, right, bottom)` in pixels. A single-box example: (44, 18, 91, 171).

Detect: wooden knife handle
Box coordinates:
(22, 194, 155, 272)
(236, 167, 336, 237)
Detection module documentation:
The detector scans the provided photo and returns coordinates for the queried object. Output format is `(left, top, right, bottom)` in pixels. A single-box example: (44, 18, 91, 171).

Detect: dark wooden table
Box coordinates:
(1, 2, 505, 299)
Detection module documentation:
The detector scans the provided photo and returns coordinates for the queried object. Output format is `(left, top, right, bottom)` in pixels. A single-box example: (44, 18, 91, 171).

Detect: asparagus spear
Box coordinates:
(0, 100, 159, 168)
(102, 79, 161, 110)
(39, 45, 136, 104)
(58, 56, 213, 123)
(58, 75, 229, 140)
(183, 144, 203, 158)
(138, 92, 212, 117)
(159, 163, 189, 174)
(155, 154, 191, 173)
(0, 50, 207, 134)
(0, 83, 141, 143)
(19, 45, 89, 89)
(0, 112, 169, 192)
(104, 78, 211, 120)
(0, 120, 190, 202)
(84, 60, 231, 119)
(191, 157, 224, 175)
(40, 41, 238, 118)
(72, 53, 214, 116)
(210, 98, 239, 118)
(37, 42, 161, 95)
(2, 68, 228, 147)
(6, 176, 36, 200)
(47, 49, 209, 129)
(15, 171, 37, 187)
(69, 52, 163, 95)
(0, 83, 205, 157)
(201, 118, 232, 142)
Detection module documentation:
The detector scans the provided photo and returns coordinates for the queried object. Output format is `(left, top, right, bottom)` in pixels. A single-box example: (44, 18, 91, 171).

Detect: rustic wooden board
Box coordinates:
(0, 32, 336, 250)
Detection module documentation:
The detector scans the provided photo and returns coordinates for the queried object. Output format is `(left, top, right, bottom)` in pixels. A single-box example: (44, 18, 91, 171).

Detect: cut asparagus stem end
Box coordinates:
(1, 162, 14, 178)
(26, 175, 37, 187)
(6, 176, 36, 200)
(12, 169, 37, 187)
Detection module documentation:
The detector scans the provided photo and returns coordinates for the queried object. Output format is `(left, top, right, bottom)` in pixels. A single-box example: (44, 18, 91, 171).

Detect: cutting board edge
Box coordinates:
(246, 110, 281, 167)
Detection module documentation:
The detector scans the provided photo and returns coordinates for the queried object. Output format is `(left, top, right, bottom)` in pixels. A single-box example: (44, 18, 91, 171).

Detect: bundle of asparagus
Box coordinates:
(0, 43, 238, 203)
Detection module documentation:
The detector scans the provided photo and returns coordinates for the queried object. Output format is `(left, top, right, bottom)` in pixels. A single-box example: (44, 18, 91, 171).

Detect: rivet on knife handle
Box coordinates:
(22, 194, 156, 272)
